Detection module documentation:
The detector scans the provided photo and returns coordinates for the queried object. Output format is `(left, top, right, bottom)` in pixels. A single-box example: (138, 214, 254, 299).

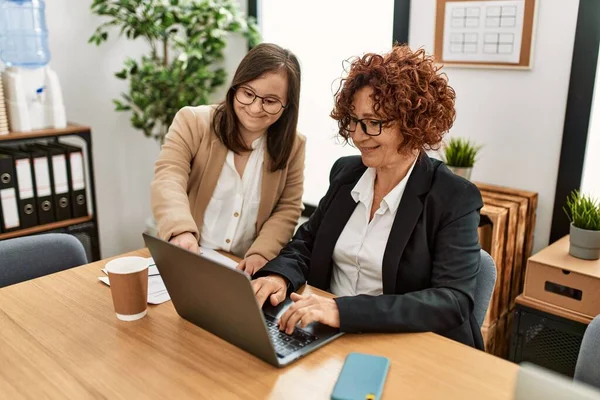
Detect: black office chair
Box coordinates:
(0, 233, 88, 288)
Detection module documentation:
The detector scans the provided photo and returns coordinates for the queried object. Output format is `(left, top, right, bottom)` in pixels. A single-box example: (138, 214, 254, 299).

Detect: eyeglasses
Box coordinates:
(233, 86, 286, 115)
(341, 116, 392, 137)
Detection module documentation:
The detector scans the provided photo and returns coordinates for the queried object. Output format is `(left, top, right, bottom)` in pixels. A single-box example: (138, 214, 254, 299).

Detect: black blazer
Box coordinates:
(255, 154, 484, 350)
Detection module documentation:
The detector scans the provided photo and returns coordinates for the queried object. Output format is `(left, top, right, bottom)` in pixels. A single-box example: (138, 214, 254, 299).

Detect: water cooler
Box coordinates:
(0, 0, 66, 132)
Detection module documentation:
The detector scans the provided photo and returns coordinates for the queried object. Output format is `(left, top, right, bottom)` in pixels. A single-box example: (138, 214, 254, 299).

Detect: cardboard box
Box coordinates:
(523, 236, 600, 319)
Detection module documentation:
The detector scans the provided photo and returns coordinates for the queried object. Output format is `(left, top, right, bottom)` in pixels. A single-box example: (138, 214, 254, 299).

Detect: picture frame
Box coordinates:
(434, 0, 538, 69)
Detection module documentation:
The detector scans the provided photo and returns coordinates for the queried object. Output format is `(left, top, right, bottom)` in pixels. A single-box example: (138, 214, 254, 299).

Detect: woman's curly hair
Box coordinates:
(331, 45, 456, 153)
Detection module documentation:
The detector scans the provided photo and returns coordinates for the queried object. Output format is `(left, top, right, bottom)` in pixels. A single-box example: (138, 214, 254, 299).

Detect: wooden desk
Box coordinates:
(0, 249, 519, 399)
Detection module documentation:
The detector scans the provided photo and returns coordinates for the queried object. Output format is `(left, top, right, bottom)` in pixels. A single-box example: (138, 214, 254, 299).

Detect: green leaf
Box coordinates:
(443, 137, 482, 168)
(113, 99, 132, 112)
(563, 190, 600, 231)
(131, 111, 146, 130)
(115, 69, 128, 79)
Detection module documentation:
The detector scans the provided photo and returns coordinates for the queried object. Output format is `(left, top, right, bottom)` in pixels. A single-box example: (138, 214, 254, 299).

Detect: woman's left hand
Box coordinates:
(279, 292, 340, 334)
(236, 254, 268, 275)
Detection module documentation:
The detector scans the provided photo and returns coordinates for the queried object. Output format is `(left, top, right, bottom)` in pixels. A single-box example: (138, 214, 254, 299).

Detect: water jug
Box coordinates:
(0, 0, 50, 68)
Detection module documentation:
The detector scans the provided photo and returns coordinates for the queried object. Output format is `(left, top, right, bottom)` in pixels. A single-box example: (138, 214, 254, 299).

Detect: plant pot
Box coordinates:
(447, 166, 473, 181)
(569, 223, 600, 260)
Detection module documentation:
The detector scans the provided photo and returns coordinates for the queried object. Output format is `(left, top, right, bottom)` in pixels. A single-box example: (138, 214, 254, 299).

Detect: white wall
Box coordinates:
(410, 0, 579, 253)
(45, 0, 248, 258)
(581, 42, 600, 201)
(259, 0, 395, 206)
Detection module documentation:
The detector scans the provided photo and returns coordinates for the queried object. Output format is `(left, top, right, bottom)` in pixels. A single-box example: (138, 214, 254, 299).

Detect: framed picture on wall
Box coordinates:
(434, 0, 538, 69)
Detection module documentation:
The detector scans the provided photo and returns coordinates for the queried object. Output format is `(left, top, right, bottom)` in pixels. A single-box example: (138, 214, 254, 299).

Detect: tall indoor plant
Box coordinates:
(563, 190, 600, 260)
(89, 0, 260, 144)
(442, 137, 482, 181)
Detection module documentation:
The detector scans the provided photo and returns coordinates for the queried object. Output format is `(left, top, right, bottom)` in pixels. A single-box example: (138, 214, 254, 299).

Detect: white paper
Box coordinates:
(142, 250, 239, 271)
(442, 0, 525, 63)
(51, 155, 69, 194)
(199, 246, 239, 269)
(33, 157, 51, 197)
(15, 159, 34, 199)
(69, 152, 85, 191)
(0, 188, 19, 228)
(147, 276, 170, 304)
(148, 264, 159, 276)
(144, 251, 238, 270)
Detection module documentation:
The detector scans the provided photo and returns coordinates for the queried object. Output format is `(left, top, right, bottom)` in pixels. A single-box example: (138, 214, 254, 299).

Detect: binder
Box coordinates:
(0, 152, 21, 232)
(0, 147, 38, 229)
(29, 143, 72, 221)
(20, 144, 56, 225)
(48, 143, 88, 218)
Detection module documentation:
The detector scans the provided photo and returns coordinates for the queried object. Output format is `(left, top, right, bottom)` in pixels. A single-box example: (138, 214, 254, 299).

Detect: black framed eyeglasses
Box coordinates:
(233, 86, 286, 115)
(341, 116, 392, 137)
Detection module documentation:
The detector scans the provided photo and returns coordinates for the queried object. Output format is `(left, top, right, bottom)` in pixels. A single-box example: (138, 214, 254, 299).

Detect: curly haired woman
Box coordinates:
(251, 45, 485, 350)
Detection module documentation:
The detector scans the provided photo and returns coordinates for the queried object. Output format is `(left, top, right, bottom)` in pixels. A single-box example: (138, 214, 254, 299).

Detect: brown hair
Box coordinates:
(331, 45, 456, 153)
(213, 43, 301, 171)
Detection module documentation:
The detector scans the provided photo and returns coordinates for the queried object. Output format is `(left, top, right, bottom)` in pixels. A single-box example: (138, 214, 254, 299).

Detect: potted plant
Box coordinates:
(563, 190, 600, 260)
(442, 137, 482, 180)
(88, 0, 260, 144)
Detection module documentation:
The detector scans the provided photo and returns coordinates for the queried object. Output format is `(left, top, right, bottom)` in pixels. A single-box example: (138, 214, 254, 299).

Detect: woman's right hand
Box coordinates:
(251, 275, 288, 308)
(169, 232, 199, 253)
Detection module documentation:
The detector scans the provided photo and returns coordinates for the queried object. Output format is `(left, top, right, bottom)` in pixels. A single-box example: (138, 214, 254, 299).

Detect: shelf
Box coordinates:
(0, 216, 93, 240)
(0, 124, 91, 142)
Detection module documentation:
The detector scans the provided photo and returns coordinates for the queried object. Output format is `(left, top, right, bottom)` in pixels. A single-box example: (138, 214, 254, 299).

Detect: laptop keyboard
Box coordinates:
(264, 314, 317, 358)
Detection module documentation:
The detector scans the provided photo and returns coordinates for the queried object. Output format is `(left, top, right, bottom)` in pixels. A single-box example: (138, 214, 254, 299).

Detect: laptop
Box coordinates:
(142, 233, 344, 367)
(514, 363, 600, 400)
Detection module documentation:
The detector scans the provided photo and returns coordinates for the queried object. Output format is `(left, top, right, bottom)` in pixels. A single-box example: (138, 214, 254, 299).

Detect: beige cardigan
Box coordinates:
(150, 105, 306, 260)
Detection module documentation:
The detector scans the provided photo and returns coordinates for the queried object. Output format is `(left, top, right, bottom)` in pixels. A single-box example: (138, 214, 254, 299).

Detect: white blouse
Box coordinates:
(330, 160, 416, 296)
(200, 136, 265, 258)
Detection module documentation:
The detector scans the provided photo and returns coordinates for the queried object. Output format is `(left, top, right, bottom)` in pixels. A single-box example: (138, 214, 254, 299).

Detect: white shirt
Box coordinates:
(330, 160, 417, 296)
(200, 136, 265, 258)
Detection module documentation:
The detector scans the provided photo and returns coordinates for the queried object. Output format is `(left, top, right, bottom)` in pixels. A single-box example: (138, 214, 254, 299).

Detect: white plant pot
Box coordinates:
(569, 223, 600, 260)
(447, 166, 473, 181)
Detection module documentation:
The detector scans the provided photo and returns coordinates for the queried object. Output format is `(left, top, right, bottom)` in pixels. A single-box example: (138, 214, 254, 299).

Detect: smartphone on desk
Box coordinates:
(331, 352, 390, 400)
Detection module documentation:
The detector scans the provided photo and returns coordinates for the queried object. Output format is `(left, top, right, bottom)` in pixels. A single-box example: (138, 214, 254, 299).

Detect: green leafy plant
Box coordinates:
(443, 137, 482, 168)
(564, 190, 600, 231)
(89, 0, 260, 143)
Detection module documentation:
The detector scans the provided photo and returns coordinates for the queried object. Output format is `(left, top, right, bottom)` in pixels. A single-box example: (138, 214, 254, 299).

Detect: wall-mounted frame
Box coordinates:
(434, 0, 537, 69)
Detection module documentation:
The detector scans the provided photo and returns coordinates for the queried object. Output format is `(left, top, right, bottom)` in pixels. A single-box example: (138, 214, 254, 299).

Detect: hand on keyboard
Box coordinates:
(265, 315, 317, 357)
(278, 292, 340, 335)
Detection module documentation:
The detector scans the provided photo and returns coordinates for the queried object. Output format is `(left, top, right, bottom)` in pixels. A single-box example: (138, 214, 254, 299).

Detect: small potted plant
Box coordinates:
(563, 190, 600, 260)
(442, 137, 482, 180)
